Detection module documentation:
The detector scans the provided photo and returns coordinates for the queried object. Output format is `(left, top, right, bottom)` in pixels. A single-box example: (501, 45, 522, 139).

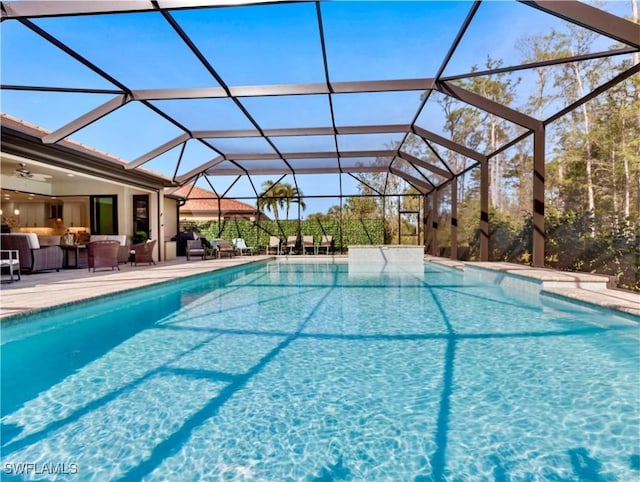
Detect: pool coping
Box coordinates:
(0, 256, 273, 321)
(2, 255, 638, 320)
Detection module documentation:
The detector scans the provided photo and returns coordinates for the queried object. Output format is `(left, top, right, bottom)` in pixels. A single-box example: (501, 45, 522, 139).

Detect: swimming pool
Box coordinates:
(1, 261, 638, 481)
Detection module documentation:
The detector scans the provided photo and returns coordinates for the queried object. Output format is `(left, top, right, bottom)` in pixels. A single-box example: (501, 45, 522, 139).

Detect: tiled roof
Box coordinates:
(172, 185, 263, 215)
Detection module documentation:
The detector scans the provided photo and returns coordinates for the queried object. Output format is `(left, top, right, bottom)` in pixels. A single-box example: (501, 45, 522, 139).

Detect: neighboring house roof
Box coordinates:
(171, 185, 268, 219)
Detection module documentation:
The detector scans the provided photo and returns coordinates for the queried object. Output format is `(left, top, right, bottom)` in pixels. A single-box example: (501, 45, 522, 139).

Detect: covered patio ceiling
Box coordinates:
(2, 0, 638, 195)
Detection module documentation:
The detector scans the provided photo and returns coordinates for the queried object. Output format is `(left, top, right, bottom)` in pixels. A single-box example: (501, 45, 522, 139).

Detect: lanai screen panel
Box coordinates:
(402, 133, 455, 176)
(30, 11, 219, 89)
(0, 19, 120, 89)
(337, 133, 407, 153)
(320, 1, 469, 81)
(241, 94, 333, 130)
(286, 158, 341, 173)
(269, 136, 337, 154)
(206, 137, 276, 156)
(150, 98, 258, 131)
(332, 91, 424, 127)
(171, 3, 326, 86)
(0, 0, 638, 201)
(70, 102, 186, 163)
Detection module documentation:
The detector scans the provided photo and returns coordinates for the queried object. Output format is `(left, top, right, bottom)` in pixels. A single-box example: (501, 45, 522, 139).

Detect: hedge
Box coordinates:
(179, 218, 385, 253)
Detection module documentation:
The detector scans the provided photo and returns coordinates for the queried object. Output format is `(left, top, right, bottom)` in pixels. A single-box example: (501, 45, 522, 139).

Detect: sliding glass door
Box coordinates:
(90, 195, 118, 234)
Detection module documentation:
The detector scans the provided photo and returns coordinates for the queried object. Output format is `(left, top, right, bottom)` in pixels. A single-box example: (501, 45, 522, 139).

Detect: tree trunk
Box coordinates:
(623, 143, 630, 218)
(612, 148, 618, 221)
(571, 60, 596, 235)
(490, 117, 499, 210)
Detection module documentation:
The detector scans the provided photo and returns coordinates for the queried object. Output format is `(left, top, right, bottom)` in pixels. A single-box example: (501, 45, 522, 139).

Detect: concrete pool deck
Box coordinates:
(1, 255, 638, 320)
(0, 255, 273, 320)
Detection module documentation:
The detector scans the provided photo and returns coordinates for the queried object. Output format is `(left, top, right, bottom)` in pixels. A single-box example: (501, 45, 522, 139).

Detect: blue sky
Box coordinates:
(0, 1, 634, 217)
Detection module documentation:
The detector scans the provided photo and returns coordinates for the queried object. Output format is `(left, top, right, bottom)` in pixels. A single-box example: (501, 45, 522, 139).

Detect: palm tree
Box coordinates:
(258, 180, 285, 220)
(258, 181, 306, 220)
(277, 183, 306, 219)
(291, 187, 306, 219)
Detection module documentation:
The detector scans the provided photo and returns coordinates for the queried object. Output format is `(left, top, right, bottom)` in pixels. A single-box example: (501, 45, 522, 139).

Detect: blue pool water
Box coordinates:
(1, 261, 638, 481)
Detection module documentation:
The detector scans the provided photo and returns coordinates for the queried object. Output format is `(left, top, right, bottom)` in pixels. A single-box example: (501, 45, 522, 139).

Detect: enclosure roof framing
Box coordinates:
(1, 0, 639, 198)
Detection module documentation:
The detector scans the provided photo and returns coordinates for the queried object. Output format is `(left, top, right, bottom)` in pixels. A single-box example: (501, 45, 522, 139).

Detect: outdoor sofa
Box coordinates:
(0, 233, 63, 273)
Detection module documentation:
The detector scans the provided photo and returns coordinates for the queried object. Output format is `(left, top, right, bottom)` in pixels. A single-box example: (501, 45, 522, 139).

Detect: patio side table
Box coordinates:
(61, 244, 87, 269)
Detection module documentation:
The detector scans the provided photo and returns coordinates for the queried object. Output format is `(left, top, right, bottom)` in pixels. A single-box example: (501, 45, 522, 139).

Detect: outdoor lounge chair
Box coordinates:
(267, 236, 281, 255)
(87, 240, 120, 272)
(213, 239, 235, 258)
(286, 236, 297, 254)
(232, 238, 254, 256)
(1, 249, 21, 282)
(186, 239, 212, 261)
(318, 235, 332, 254)
(302, 235, 315, 255)
(130, 239, 156, 266)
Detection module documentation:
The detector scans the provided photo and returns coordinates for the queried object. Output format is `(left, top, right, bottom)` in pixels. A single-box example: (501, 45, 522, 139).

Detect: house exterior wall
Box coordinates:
(162, 196, 179, 260)
(1, 165, 179, 264)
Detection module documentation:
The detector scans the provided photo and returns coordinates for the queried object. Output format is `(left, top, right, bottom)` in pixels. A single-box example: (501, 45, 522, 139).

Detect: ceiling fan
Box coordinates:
(15, 163, 52, 182)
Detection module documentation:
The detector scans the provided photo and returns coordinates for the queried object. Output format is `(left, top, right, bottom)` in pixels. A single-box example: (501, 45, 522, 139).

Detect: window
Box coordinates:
(132, 194, 150, 239)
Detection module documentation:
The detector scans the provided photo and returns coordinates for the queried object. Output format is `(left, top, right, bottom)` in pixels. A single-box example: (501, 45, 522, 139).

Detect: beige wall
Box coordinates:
(1, 153, 180, 263)
(163, 197, 178, 239)
(53, 179, 156, 238)
(0, 177, 171, 246)
(162, 196, 179, 260)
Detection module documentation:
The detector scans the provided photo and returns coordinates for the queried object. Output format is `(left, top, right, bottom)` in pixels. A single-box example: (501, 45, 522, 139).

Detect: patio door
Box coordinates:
(132, 195, 150, 239)
(90, 195, 118, 235)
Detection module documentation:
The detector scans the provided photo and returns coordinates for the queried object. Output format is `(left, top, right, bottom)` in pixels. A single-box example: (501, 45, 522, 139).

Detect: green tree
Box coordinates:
(277, 182, 306, 219)
(258, 180, 284, 220)
(343, 196, 380, 219)
(257, 180, 306, 220)
(308, 205, 341, 221)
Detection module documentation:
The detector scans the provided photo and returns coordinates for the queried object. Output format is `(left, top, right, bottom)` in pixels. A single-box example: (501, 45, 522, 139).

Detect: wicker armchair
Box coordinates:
(130, 239, 156, 266)
(87, 240, 120, 272)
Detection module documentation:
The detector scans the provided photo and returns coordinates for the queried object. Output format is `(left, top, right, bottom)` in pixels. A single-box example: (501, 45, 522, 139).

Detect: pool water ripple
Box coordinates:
(1, 261, 638, 481)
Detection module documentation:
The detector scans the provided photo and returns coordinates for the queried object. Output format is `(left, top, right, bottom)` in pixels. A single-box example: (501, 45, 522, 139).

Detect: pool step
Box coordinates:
(462, 262, 639, 317)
